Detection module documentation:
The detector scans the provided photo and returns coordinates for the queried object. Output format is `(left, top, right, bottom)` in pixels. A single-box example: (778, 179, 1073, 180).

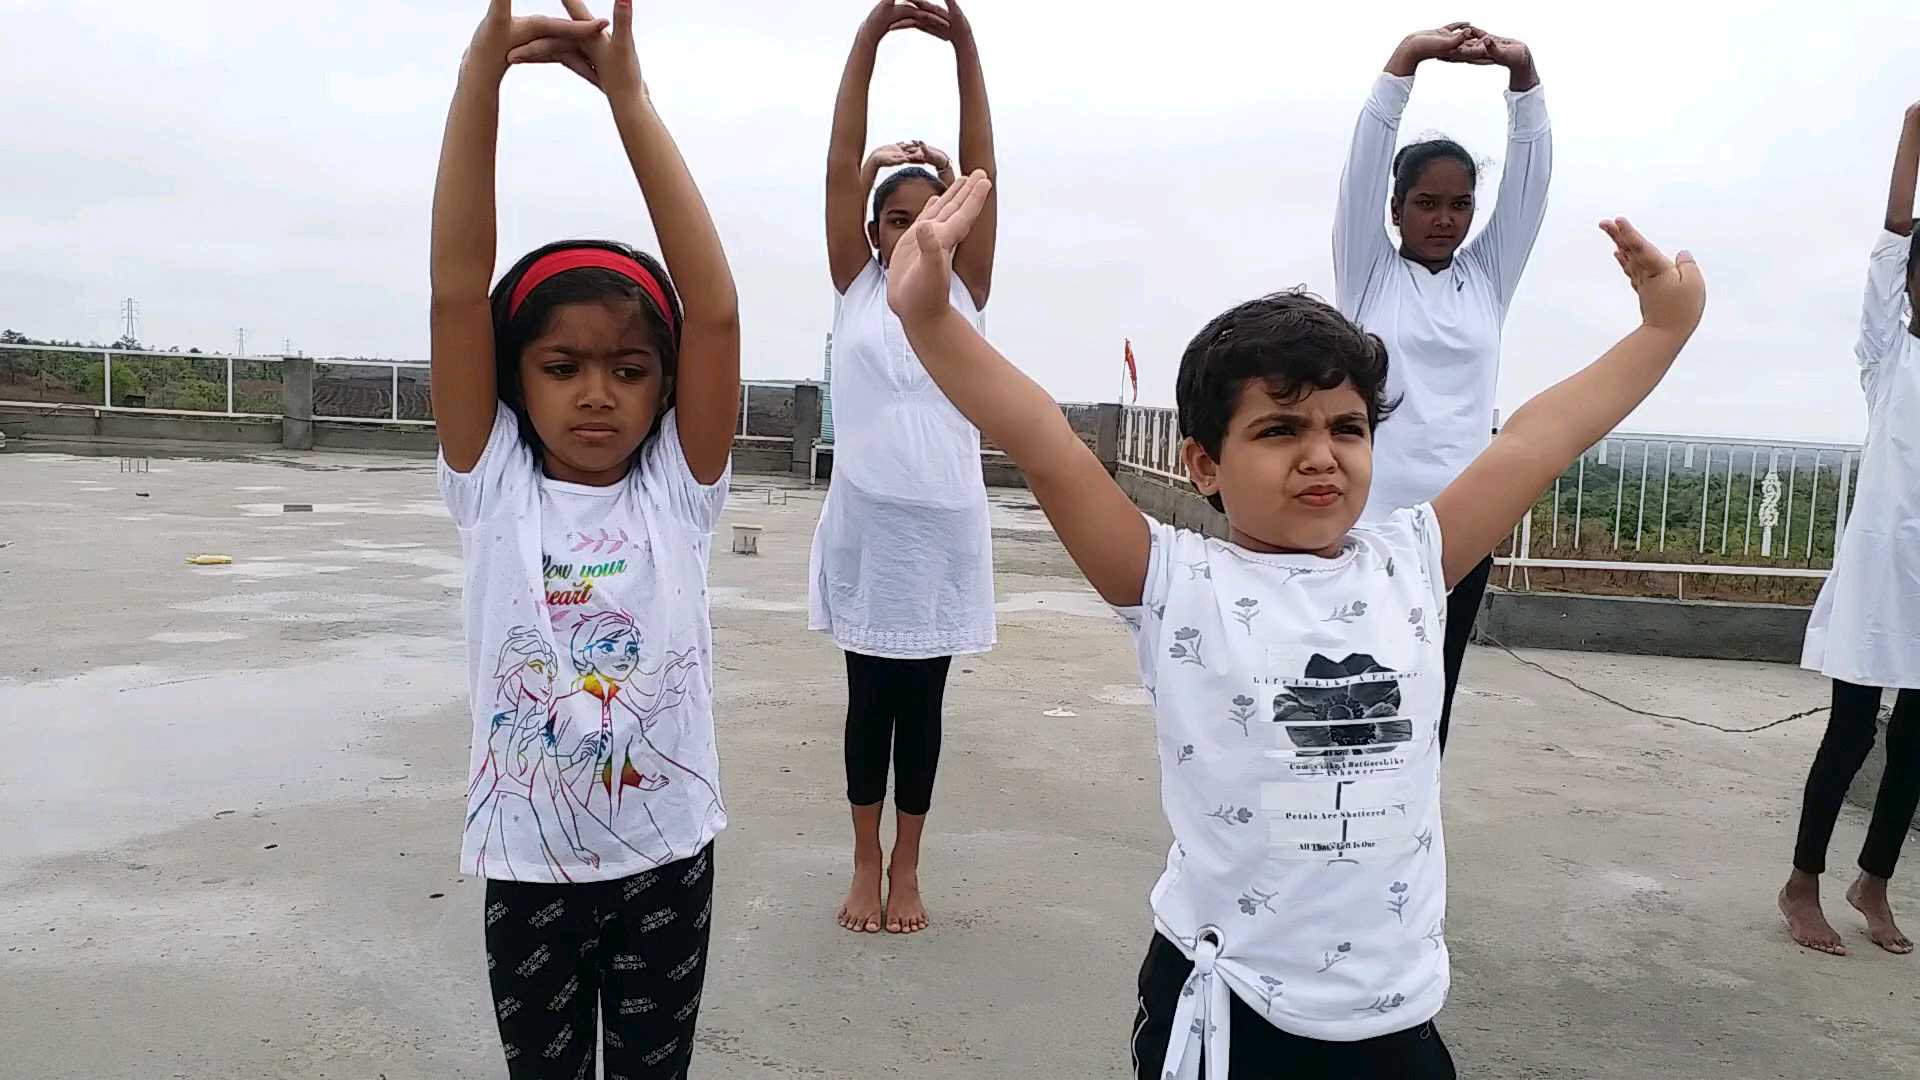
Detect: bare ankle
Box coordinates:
(1783, 871, 1822, 897)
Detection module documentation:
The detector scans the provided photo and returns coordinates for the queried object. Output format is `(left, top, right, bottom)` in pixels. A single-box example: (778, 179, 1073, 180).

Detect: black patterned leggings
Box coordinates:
(485, 846, 714, 1080)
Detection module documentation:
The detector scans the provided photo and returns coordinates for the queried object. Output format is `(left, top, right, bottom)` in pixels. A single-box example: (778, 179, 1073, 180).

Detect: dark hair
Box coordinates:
(872, 167, 947, 225)
(487, 240, 682, 460)
(1391, 139, 1477, 207)
(1910, 225, 1919, 279)
(1175, 290, 1399, 512)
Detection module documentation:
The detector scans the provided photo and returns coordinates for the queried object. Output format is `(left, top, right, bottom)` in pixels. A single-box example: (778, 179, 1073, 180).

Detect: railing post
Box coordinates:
(103, 349, 112, 408)
(791, 382, 821, 479)
(1612, 440, 1626, 550)
(1092, 402, 1122, 475)
(390, 365, 400, 421)
(1806, 453, 1822, 562)
(739, 384, 750, 437)
(226, 356, 235, 415)
(1834, 451, 1853, 561)
(281, 356, 314, 450)
(1572, 453, 1585, 551)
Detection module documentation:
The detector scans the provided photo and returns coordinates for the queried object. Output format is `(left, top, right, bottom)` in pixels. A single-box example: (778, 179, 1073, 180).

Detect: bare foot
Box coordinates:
(1779, 875, 1847, 956)
(837, 861, 883, 934)
(1847, 875, 1914, 955)
(885, 867, 929, 934)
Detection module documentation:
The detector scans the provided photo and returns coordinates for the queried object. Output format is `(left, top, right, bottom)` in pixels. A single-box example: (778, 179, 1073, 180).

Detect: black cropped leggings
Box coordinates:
(1793, 680, 1920, 881)
(844, 652, 952, 816)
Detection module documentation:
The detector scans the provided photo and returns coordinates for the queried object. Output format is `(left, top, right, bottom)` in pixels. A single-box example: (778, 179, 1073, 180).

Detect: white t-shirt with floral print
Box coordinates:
(1116, 504, 1450, 1067)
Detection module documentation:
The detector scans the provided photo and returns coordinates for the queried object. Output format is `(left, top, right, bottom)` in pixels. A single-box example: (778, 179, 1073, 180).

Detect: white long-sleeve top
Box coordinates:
(1802, 229, 1920, 690)
(1334, 72, 1553, 522)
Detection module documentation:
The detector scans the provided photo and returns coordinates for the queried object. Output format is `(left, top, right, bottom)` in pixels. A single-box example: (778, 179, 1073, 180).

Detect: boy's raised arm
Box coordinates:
(1432, 218, 1705, 586)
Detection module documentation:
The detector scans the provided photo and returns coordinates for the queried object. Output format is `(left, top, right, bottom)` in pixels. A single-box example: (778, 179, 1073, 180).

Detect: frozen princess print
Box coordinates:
(466, 628, 593, 880)
(543, 610, 725, 868)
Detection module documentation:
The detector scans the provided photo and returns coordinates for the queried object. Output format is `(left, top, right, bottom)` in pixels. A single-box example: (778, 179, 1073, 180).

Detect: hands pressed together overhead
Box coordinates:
(858, 0, 976, 50)
(1401, 22, 1532, 69)
(468, 0, 646, 98)
(868, 140, 956, 182)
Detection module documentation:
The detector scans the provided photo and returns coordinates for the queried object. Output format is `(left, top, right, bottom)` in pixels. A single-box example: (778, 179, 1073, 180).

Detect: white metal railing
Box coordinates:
(1116, 404, 1862, 585)
(736, 380, 797, 442)
(1118, 403, 1191, 484)
(0, 343, 803, 437)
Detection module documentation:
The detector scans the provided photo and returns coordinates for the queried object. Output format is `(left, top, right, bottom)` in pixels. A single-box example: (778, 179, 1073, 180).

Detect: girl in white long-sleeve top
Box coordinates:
(1781, 99, 1920, 959)
(1333, 24, 1552, 753)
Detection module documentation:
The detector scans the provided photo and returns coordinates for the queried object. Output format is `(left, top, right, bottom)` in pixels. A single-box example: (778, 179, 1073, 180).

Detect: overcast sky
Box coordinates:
(2, 0, 1913, 442)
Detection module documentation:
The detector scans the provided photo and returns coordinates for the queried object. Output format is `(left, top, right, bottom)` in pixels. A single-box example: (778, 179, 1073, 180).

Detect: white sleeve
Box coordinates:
(640, 408, 730, 533)
(437, 403, 536, 529)
(1403, 503, 1449, 614)
(1111, 516, 1195, 696)
(1333, 73, 1413, 318)
(1856, 229, 1914, 387)
(1462, 84, 1553, 310)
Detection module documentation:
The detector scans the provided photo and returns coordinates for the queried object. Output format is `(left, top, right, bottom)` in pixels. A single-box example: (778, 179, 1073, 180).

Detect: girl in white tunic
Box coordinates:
(1780, 100, 1920, 959)
(1334, 24, 1552, 753)
(888, 173, 1702, 1078)
(812, 0, 999, 936)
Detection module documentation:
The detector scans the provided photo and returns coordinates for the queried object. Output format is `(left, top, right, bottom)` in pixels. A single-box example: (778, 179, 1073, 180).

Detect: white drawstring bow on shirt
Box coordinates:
(1162, 933, 1233, 1079)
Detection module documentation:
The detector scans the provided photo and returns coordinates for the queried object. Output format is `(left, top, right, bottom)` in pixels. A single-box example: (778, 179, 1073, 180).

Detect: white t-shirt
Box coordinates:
(807, 258, 996, 659)
(441, 404, 729, 883)
(1334, 72, 1553, 522)
(1803, 229, 1920, 690)
(1116, 505, 1450, 1067)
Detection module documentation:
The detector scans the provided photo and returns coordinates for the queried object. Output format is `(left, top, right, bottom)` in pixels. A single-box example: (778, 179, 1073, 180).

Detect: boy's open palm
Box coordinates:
(1600, 217, 1705, 335)
(887, 172, 993, 324)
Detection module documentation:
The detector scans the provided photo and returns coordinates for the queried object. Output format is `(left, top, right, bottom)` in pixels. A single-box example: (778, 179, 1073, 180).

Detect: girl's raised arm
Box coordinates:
(537, 0, 743, 482)
(944, 0, 997, 310)
(1333, 26, 1470, 312)
(1883, 103, 1919, 238)
(826, 2, 952, 294)
(429, 0, 605, 473)
(1456, 28, 1550, 308)
(1854, 103, 1920, 373)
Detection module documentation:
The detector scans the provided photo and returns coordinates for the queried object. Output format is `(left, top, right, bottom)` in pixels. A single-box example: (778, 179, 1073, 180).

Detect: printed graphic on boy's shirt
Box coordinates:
(1269, 653, 1415, 769)
(1254, 653, 1424, 864)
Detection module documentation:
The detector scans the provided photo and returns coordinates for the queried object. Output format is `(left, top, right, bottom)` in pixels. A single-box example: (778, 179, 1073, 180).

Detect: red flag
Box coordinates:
(1123, 339, 1139, 403)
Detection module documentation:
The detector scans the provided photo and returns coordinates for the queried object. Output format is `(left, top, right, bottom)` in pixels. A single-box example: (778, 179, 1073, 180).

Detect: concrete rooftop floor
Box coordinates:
(1, 445, 1916, 1079)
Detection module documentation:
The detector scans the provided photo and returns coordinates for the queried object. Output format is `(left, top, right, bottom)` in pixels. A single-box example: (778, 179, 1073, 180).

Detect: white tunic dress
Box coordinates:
(1802, 229, 1920, 691)
(807, 259, 997, 660)
(1334, 72, 1553, 522)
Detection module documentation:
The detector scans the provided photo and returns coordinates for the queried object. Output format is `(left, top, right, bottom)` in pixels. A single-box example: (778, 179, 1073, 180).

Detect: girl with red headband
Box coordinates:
(429, 2, 739, 1075)
(811, 0, 999, 937)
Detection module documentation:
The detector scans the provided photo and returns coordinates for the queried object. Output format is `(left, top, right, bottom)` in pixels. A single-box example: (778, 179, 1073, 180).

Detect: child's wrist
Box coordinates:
(459, 49, 509, 87)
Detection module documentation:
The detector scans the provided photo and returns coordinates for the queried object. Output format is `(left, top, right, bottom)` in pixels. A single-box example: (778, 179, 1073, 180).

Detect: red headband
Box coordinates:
(507, 248, 677, 341)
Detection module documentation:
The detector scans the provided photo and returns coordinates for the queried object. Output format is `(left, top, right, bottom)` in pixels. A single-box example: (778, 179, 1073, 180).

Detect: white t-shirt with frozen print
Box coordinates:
(1116, 505, 1449, 1069)
(441, 404, 729, 884)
